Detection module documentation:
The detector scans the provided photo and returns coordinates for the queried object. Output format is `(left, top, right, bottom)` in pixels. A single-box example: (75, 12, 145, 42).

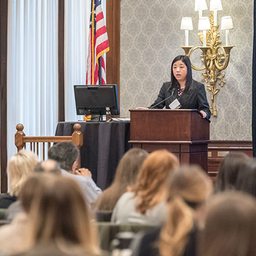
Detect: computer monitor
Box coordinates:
(74, 84, 120, 116)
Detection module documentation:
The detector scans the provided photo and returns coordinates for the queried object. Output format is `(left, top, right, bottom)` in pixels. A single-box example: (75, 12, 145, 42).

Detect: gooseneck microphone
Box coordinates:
(149, 88, 175, 109)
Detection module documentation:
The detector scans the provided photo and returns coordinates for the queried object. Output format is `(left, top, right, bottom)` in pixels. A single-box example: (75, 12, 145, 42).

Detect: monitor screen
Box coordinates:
(74, 84, 120, 116)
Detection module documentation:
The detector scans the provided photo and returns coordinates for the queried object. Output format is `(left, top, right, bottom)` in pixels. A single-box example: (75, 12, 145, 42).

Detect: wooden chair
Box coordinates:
(15, 123, 83, 168)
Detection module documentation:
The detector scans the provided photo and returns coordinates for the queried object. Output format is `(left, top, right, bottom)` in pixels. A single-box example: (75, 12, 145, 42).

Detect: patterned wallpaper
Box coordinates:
(119, 0, 253, 140)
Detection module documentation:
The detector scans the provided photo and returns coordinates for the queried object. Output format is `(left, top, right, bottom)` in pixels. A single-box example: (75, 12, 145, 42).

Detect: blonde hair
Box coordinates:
(8, 150, 38, 196)
(26, 174, 100, 255)
(159, 165, 212, 256)
(199, 191, 256, 256)
(96, 148, 149, 211)
(132, 150, 179, 214)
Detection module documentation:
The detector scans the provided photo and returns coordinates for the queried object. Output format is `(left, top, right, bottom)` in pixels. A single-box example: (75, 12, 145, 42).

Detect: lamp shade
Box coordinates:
(181, 17, 193, 30)
(210, 0, 223, 10)
(195, 0, 208, 11)
(221, 16, 234, 30)
(198, 17, 210, 30)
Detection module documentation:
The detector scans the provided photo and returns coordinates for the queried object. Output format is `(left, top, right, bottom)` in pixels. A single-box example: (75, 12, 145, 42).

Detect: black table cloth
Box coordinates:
(55, 121, 131, 190)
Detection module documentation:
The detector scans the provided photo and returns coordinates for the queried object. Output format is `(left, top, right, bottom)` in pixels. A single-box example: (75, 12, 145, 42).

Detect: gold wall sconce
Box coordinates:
(180, 0, 234, 116)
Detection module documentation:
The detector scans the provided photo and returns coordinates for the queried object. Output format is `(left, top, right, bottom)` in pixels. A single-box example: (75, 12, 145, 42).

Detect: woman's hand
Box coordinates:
(200, 110, 207, 118)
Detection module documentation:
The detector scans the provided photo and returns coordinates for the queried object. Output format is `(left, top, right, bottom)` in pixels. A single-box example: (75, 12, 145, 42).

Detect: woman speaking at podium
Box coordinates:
(148, 55, 211, 119)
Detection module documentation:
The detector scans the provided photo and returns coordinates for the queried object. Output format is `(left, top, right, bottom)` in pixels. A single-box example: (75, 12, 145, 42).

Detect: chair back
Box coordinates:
(0, 220, 10, 226)
(96, 210, 113, 222)
(111, 232, 134, 256)
(97, 222, 158, 252)
(0, 208, 7, 220)
(15, 123, 83, 168)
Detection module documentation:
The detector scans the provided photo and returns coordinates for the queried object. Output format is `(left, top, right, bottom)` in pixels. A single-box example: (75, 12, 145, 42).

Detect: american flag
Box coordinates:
(86, 0, 109, 85)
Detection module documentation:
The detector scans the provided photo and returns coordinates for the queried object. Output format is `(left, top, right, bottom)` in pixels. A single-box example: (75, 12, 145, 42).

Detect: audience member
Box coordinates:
(111, 150, 179, 225)
(235, 158, 256, 198)
(48, 142, 102, 205)
(24, 175, 101, 256)
(96, 148, 149, 211)
(199, 191, 256, 256)
(214, 152, 249, 193)
(0, 150, 38, 208)
(0, 174, 102, 256)
(6, 159, 61, 221)
(131, 165, 212, 256)
(0, 173, 52, 254)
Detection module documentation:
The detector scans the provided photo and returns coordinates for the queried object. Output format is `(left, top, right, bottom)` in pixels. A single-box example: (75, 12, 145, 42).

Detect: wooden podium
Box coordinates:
(129, 109, 210, 172)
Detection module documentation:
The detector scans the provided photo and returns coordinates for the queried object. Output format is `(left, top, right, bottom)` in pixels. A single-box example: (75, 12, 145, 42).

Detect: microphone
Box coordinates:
(149, 88, 175, 109)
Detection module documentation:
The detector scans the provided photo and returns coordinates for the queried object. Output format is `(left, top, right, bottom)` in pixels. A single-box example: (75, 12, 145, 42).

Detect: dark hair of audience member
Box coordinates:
(214, 152, 249, 193)
(8, 150, 38, 196)
(235, 158, 256, 198)
(25, 174, 100, 255)
(96, 148, 149, 211)
(199, 191, 256, 256)
(159, 165, 212, 256)
(34, 159, 61, 174)
(131, 150, 179, 214)
(48, 142, 79, 171)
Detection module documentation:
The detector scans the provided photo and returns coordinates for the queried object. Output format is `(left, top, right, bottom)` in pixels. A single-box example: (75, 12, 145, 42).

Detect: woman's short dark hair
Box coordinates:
(170, 55, 192, 92)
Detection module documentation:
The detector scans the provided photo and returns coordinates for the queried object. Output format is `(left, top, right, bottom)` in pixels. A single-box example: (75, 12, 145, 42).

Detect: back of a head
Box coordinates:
(26, 174, 99, 254)
(215, 152, 249, 192)
(159, 165, 212, 256)
(200, 191, 256, 256)
(97, 148, 149, 211)
(34, 159, 61, 174)
(133, 150, 179, 214)
(235, 158, 256, 198)
(20, 171, 60, 214)
(168, 165, 212, 203)
(114, 148, 149, 186)
(8, 150, 38, 196)
(134, 150, 179, 192)
(48, 142, 79, 171)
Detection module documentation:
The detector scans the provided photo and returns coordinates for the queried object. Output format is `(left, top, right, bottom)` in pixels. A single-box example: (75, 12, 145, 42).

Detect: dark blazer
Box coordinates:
(150, 80, 211, 119)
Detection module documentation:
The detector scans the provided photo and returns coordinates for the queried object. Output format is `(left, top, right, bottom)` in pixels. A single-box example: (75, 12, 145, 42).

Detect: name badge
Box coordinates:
(169, 99, 181, 109)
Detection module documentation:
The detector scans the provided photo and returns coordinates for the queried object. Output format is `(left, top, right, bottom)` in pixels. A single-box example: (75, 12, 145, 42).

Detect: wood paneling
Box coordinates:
(106, 0, 120, 105)
(0, 0, 8, 192)
(208, 140, 253, 179)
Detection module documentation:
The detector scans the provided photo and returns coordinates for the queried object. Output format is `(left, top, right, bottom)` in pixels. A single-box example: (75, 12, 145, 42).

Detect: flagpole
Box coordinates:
(91, 0, 95, 84)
